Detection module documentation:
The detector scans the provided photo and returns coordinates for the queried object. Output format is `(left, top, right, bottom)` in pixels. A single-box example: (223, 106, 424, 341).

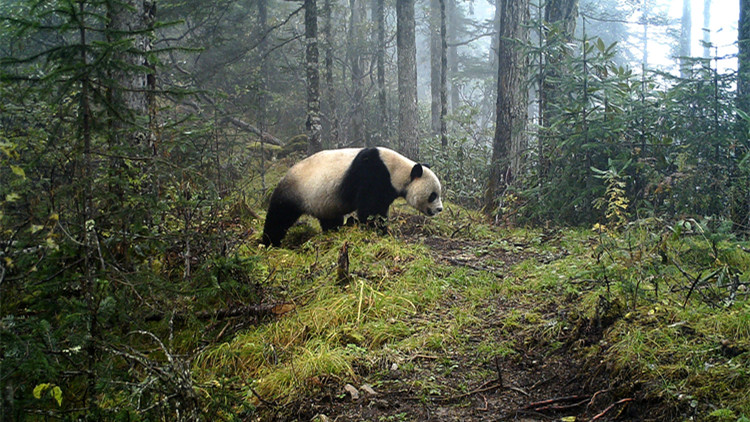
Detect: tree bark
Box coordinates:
(430, 0, 441, 135)
(539, 0, 578, 183)
(374, 0, 388, 144)
(439, 0, 448, 148)
(447, 0, 460, 112)
(397, 0, 419, 159)
(702, 0, 711, 58)
(738, 0, 750, 231)
(679, 0, 692, 78)
(305, 0, 323, 154)
(348, 0, 366, 146)
(485, 0, 529, 212)
(324, 0, 340, 147)
(258, 0, 269, 192)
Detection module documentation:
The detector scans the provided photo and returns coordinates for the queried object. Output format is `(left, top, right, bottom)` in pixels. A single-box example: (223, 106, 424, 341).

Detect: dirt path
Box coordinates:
(279, 233, 636, 422)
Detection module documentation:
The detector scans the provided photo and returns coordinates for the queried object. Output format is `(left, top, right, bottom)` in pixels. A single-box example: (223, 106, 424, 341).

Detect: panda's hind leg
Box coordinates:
(319, 216, 345, 232)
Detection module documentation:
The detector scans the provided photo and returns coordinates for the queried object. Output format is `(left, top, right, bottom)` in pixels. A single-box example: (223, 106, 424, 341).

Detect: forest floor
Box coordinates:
(197, 199, 749, 422)
(261, 215, 644, 422)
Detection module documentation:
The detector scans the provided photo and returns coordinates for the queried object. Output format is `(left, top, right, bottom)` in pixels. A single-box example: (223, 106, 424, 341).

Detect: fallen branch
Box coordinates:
(590, 397, 634, 421)
(523, 395, 589, 410)
(223, 116, 283, 146)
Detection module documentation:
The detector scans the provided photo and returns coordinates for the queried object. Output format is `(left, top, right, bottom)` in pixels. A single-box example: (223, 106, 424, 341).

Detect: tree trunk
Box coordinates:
(485, 0, 529, 212)
(544, 0, 577, 35)
(397, 0, 419, 159)
(439, 0, 448, 148)
(738, 0, 750, 231)
(324, 0, 340, 147)
(374, 0, 388, 144)
(447, 0, 460, 112)
(348, 0, 365, 146)
(107, 0, 156, 149)
(702, 0, 711, 58)
(642, 0, 650, 67)
(430, 0, 441, 135)
(540, 0, 578, 184)
(258, 0, 269, 193)
(305, 0, 323, 154)
(679, 0, 692, 78)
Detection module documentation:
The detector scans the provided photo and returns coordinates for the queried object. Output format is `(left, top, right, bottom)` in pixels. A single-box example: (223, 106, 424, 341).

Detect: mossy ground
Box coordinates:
(184, 200, 750, 422)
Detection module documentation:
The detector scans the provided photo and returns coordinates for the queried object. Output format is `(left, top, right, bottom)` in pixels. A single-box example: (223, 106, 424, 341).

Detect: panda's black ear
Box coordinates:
(410, 163, 423, 180)
(422, 163, 431, 169)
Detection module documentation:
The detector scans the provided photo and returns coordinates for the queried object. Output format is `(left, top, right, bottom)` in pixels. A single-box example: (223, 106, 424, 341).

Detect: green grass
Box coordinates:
(193, 201, 750, 420)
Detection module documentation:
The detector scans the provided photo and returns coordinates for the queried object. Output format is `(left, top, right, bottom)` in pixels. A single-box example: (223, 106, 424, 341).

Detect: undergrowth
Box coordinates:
(190, 199, 750, 421)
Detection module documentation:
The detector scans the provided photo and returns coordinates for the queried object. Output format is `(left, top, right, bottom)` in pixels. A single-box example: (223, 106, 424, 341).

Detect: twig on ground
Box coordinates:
(590, 397, 633, 421)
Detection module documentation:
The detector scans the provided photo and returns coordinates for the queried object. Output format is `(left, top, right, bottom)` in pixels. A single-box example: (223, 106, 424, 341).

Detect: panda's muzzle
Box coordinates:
(426, 206, 443, 216)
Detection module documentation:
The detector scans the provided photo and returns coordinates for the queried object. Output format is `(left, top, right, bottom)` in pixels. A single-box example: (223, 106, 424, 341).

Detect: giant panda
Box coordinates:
(260, 147, 443, 247)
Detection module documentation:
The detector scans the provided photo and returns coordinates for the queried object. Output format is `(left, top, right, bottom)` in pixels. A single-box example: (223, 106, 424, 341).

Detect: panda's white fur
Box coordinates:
(261, 147, 442, 247)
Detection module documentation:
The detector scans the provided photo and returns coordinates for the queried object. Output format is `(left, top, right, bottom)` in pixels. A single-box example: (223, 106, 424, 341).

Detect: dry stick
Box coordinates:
(523, 395, 590, 410)
(590, 398, 634, 421)
(586, 389, 611, 412)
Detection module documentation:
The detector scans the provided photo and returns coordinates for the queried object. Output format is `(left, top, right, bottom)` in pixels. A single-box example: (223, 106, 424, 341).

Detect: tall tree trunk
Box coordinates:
(108, 0, 155, 132)
(702, 0, 712, 58)
(348, 0, 365, 145)
(305, 0, 323, 154)
(397, 0, 419, 159)
(258, 0, 269, 193)
(324, 0, 339, 147)
(430, 0, 441, 135)
(439, 0, 448, 148)
(679, 0, 692, 78)
(738, 0, 750, 231)
(374, 0, 388, 144)
(544, 0, 577, 35)
(485, 0, 529, 212)
(539, 0, 577, 187)
(642, 0, 650, 67)
(447, 0, 459, 112)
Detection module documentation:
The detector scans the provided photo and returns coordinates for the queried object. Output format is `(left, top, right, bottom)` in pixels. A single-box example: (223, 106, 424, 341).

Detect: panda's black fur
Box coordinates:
(260, 147, 442, 247)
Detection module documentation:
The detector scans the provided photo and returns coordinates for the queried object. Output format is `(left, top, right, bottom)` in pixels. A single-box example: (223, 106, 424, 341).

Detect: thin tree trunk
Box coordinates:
(430, 0, 441, 135)
(702, 0, 711, 58)
(259, 0, 268, 193)
(485, 0, 529, 212)
(679, 0, 692, 78)
(324, 0, 340, 147)
(439, 0, 448, 148)
(79, 2, 98, 414)
(349, 0, 365, 145)
(305, 0, 323, 154)
(374, 0, 388, 144)
(397, 0, 419, 159)
(448, 0, 459, 112)
(642, 0, 649, 67)
(738, 0, 750, 231)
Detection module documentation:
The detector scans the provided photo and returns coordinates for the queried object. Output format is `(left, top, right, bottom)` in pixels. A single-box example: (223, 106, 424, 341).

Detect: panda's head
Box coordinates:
(405, 163, 443, 217)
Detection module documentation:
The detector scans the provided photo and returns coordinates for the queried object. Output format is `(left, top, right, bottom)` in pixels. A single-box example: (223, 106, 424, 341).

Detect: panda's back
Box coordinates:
(283, 148, 362, 218)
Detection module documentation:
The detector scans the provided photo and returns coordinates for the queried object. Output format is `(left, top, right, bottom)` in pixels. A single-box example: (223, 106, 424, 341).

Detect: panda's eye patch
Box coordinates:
(428, 192, 438, 203)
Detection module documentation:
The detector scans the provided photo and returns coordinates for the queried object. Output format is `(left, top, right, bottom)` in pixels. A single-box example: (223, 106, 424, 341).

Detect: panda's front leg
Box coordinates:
(356, 205, 390, 234)
(319, 216, 345, 231)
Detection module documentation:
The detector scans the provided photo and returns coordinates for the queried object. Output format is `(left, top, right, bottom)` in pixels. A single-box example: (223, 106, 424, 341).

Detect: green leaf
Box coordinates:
(33, 383, 51, 399)
(51, 386, 63, 406)
(10, 165, 25, 178)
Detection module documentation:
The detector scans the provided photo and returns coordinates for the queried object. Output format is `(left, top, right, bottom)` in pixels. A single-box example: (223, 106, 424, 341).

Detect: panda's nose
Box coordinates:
(436, 206, 443, 213)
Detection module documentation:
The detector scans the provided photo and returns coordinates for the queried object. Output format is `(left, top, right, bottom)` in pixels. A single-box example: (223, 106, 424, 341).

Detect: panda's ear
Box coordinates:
(410, 163, 423, 180)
